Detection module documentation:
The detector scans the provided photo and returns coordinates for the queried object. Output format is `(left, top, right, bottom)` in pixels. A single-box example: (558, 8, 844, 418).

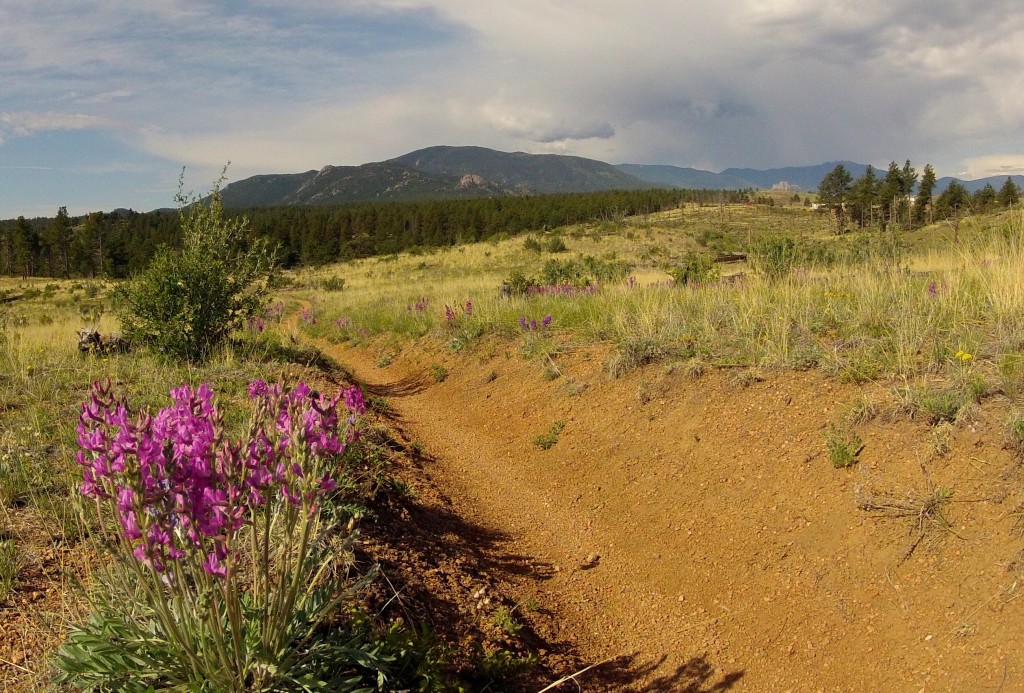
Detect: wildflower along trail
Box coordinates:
(321, 331, 1024, 692)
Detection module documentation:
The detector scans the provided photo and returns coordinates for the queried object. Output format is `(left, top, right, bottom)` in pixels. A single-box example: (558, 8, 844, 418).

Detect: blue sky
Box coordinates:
(3, 0, 1024, 218)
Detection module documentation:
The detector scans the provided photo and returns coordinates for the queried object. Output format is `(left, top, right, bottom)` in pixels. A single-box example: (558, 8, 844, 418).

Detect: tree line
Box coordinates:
(817, 160, 1021, 233)
(0, 187, 747, 279)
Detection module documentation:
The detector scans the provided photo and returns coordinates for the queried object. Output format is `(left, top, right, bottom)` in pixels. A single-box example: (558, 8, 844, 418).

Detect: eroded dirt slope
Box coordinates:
(327, 334, 1024, 692)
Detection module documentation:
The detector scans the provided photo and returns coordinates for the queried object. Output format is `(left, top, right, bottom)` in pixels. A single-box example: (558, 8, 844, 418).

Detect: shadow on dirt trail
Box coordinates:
(595, 653, 745, 692)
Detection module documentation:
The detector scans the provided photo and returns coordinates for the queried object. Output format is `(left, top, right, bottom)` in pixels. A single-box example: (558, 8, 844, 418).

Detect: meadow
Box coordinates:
(2, 196, 1024, 689)
(297, 202, 1024, 411)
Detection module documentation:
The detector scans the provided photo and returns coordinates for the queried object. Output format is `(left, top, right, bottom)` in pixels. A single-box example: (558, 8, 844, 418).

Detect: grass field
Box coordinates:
(1, 199, 1023, 689)
(292, 204, 1024, 400)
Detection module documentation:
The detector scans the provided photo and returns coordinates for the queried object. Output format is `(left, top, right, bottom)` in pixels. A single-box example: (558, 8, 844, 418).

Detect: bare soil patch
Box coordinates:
(323, 333, 1024, 692)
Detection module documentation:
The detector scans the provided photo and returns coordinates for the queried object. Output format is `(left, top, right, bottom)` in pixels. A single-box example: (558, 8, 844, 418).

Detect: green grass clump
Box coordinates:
(533, 422, 566, 450)
(825, 425, 864, 468)
(0, 538, 19, 603)
(1007, 411, 1024, 452)
(916, 387, 971, 424)
(430, 363, 448, 382)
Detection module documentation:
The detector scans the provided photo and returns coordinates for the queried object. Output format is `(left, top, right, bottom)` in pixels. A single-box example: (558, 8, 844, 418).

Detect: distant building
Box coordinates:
(771, 181, 800, 191)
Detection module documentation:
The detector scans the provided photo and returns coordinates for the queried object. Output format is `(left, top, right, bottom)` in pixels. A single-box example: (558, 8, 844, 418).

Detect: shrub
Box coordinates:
(539, 256, 630, 287)
(749, 234, 798, 281)
(317, 276, 346, 292)
(504, 269, 535, 296)
(523, 236, 543, 253)
(54, 379, 403, 691)
(115, 171, 276, 361)
(544, 235, 568, 253)
(669, 252, 719, 286)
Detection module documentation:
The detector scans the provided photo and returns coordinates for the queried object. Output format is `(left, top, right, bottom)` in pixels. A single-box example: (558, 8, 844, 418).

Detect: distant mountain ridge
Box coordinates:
(219, 160, 509, 208)
(935, 175, 1024, 194)
(215, 146, 1019, 208)
(615, 164, 757, 190)
(391, 145, 645, 194)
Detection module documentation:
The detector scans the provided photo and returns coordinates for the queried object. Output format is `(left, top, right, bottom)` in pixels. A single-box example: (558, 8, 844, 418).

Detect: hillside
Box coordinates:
(391, 145, 647, 194)
(209, 146, 1020, 210)
(720, 161, 870, 191)
(616, 163, 757, 190)
(936, 173, 1024, 194)
(219, 161, 508, 207)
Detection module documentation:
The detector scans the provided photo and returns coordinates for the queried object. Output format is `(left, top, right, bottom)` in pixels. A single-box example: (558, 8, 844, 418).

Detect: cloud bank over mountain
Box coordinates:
(2, 1, 1022, 215)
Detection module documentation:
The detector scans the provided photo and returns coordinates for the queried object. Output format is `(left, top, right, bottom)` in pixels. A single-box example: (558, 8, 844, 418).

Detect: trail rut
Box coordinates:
(321, 334, 1024, 692)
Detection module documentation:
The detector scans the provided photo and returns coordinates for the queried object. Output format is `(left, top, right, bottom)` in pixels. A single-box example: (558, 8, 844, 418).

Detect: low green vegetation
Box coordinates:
(0, 538, 19, 603)
(533, 421, 566, 450)
(825, 425, 864, 468)
(300, 206, 1024, 411)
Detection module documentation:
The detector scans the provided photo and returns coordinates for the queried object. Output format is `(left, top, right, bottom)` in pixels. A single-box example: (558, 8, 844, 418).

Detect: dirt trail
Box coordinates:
(322, 334, 1024, 692)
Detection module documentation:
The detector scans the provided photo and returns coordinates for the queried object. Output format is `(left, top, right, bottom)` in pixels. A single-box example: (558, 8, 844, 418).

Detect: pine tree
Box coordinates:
(817, 164, 853, 232)
(12, 216, 37, 278)
(972, 183, 997, 213)
(914, 164, 937, 226)
(44, 206, 73, 277)
(997, 177, 1021, 207)
(849, 165, 880, 227)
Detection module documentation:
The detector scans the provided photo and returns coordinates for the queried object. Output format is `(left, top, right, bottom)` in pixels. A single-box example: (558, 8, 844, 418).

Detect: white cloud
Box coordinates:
(73, 89, 134, 105)
(958, 154, 1024, 180)
(0, 111, 112, 138)
(3, 0, 1024, 216)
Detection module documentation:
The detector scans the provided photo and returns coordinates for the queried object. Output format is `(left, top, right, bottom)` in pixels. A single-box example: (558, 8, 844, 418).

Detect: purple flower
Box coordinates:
(248, 380, 269, 399)
(74, 377, 364, 580)
(464, 300, 473, 316)
(203, 551, 226, 578)
(344, 386, 366, 414)
(444, 305, 456, 322)
(518, 316, 528, 330)
(122, 511, 142, 541)
(541, 315, 552, 327)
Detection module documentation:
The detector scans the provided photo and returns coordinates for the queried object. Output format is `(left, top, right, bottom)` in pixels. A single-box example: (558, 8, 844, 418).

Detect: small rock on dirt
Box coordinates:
(580, 553, 600, 570)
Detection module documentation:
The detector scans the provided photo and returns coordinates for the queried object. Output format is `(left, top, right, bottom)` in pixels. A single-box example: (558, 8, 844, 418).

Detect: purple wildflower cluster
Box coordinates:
(334, 317, 351, 329)
(265, 301, 285, 322)
(927, 280, 948, 298)
(519, 315, 553, 331)
(407, 297, 430, 313)
(300, 307, 318, 326)
(444, 301, 473, 322)
(246, 317, 266, 333)
(626, 276, 638, 289)
(526, 283, 598, 297)
(75, 379, 366, 578)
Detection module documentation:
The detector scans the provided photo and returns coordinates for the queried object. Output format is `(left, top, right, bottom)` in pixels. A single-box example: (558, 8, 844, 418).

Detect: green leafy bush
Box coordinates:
(115, 171, 276, 361)
(669, 252, 719, 286)
(504, 269, 535, 296)
(544, 235, 568, 253)
(522, 236, 543, 253)
(748, 234, 798, 281)
(540, 256, 630, 287)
